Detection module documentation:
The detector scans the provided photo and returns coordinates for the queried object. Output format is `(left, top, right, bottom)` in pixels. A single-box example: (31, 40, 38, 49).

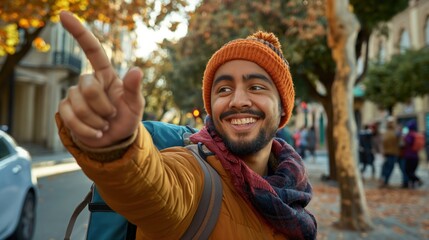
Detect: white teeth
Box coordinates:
(231, 118, 256, 125)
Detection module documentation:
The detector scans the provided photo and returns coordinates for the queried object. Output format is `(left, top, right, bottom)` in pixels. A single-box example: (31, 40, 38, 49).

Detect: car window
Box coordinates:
(0, 138, 11, 160)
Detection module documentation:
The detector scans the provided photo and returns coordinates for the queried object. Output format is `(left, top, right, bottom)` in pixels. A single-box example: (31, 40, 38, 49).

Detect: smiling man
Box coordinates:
(209, 60, 283, 175)
(56, 11, 317, 240)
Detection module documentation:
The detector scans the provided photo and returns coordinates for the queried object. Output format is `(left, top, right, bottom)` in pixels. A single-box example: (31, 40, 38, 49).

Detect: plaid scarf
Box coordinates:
(190, 117, 317, 239)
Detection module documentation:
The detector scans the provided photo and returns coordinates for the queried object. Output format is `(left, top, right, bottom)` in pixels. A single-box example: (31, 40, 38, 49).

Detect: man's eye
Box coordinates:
(218, 87, 231, 93)
(250, 85, 265, 91)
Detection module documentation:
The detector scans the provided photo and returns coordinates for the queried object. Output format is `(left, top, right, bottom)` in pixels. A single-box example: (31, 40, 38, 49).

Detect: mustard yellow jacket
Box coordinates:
(382, 129, 400, 156)
(57, 118, 286, 239)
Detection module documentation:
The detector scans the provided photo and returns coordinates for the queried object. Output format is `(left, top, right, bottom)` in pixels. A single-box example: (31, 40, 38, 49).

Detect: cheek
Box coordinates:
(260, 99, 282, 123)
(256, 96, 279, 112)
(211, 96, 228, 116)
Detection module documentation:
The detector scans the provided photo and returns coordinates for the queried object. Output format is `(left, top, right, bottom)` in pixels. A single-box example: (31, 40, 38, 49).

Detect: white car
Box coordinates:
(0, 130, 38, 240)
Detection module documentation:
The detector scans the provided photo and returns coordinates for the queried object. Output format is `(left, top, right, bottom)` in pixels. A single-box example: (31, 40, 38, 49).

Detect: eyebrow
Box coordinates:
(213, 74, 234, 87)
(243, 73, 274, 86)
(213, 73, 274, 87)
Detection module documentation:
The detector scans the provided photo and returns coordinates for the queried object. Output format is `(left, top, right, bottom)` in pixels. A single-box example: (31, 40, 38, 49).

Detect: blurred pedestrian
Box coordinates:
(359, 124, 375, 178)
(293, 128, 301, 151)
(298, 127, 308, 160)
(276, 127, 295, 148)
(371, 122, 383, 163)
(380, 119, 402, 187)
(403, 120, 424, 188)
(306, 126, 317, 162)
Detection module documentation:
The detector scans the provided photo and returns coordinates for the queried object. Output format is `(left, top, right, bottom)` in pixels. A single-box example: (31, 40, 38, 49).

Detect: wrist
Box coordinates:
(72, 130, 138, 162)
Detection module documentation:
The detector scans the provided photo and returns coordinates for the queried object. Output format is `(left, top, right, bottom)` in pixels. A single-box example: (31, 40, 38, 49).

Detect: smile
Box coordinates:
(230, 118, 257, 125)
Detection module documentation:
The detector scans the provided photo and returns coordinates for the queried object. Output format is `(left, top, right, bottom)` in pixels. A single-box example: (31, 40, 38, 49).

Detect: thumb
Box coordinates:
(123, 67, 144, 115)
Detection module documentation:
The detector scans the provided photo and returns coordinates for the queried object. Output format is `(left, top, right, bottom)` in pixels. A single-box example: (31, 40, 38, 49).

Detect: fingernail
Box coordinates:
(110, 108, 117, 119)
(95, 131, 103, 138)
(103, 124, 109, 132)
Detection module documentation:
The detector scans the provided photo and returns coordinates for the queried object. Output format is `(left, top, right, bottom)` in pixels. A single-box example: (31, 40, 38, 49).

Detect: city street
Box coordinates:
(34, 167, 91, 239)
(2, 1, 429, 239)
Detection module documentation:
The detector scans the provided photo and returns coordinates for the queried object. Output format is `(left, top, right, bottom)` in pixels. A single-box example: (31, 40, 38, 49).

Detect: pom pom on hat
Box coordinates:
(248, 31, 282, 49)
(202, 31, 294, 128)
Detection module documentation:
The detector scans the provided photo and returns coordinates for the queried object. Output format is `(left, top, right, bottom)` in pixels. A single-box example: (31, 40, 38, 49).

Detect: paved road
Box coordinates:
(34, 169, 91, 240)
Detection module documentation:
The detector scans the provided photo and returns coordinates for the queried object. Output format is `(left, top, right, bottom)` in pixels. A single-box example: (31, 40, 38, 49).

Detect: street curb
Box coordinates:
(32, 157, 75, 169)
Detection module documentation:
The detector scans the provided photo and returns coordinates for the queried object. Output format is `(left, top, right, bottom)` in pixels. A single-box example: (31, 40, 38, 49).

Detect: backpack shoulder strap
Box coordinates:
(64, 186, 93, 240)
(182, 143, 222, 240)
(64, 142, 222, 240)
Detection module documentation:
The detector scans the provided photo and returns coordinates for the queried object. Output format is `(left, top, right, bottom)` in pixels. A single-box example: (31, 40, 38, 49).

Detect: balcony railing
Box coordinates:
(53, 51, 82, 74)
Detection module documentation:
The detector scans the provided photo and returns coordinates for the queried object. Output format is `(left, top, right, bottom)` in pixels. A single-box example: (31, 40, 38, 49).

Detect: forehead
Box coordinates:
(214, 60, 271, 80)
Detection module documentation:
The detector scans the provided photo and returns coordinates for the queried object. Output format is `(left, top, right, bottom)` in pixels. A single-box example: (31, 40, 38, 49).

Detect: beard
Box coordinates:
(213, 115, 278, 156)
(221, 128, 277, 156)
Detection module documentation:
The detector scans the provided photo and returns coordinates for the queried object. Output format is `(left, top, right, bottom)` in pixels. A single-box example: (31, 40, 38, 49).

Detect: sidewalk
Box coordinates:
(305, 151, 429, 240)
(26, 144, 429, 239)
(23, 143, 74, 168)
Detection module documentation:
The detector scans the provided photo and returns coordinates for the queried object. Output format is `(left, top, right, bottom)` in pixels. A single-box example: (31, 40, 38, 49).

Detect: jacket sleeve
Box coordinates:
(56, 114, 204, 239)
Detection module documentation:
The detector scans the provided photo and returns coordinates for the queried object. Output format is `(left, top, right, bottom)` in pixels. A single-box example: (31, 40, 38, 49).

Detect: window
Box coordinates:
(377, 42, 386, 64)
(0, 138, 11, 160)
(425, 17, 429, 46)
(399, 30, 410, 53)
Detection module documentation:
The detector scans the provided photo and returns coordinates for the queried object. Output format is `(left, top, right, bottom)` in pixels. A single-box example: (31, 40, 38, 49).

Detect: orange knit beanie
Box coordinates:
(202, 31, 294, 128)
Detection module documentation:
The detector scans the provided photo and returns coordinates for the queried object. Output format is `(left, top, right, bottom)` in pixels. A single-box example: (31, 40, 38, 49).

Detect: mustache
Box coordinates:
(220, 109, 265, 120)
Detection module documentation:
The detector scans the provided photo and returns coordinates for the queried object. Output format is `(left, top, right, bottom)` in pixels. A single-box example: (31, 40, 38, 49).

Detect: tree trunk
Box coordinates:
(303, 70, 338, 181)
(0, 27, 45, 87)
(0, 26, 45, 127)
(323, 101, 337, 180)
(326, 0, 373, 230)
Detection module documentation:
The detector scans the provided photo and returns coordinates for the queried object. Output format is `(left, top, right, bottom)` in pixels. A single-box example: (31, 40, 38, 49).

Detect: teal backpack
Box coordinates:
(64, 121, 222, 240)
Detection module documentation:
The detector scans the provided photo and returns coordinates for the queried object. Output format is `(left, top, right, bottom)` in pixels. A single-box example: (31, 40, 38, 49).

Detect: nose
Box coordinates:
(229, 88, 252, 109)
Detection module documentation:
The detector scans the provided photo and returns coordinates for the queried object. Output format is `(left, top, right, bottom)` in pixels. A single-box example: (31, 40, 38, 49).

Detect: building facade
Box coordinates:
(361, 0, 429, 161)
(290, 0, 429, 153)
(0, 22, 82, 151)
(364, 0, 428, 134)
(0, 19, 136, 152)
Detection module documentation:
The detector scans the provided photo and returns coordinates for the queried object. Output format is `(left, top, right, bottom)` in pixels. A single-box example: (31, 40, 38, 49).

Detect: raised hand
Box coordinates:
(58, 11, 145, 148)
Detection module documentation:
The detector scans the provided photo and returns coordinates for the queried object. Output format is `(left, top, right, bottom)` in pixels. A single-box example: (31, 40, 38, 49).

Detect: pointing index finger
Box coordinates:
(59, 11, 113, 77)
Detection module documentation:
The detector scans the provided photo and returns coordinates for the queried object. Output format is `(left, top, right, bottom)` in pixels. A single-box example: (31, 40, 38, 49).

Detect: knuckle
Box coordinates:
(81, 84, 100, 100)
(79, 74, 102, 100)
(73, 105, 88, 118)
(79, 73, 94, 82)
